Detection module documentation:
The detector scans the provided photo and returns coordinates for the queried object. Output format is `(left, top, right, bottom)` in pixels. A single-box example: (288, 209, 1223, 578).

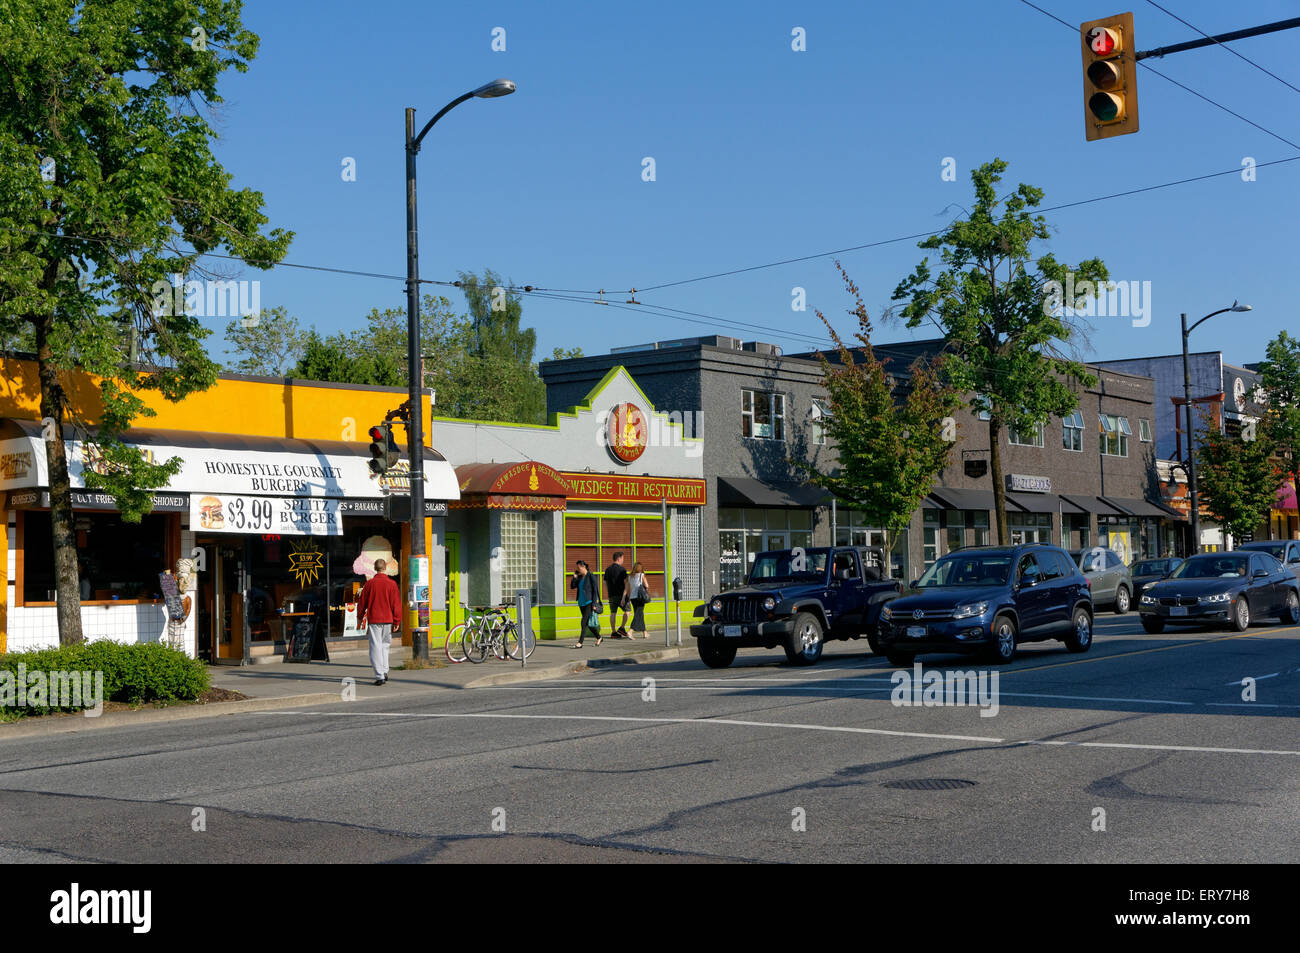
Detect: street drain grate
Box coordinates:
(881, 778, 977, 791)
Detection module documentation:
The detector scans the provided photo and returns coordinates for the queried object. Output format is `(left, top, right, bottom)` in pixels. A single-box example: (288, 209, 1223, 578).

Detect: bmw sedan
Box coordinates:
(1138, 551, 1300, 633)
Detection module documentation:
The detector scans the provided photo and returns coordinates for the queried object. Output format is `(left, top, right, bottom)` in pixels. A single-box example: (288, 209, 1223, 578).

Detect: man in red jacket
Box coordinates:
(357, 558, 402, 685)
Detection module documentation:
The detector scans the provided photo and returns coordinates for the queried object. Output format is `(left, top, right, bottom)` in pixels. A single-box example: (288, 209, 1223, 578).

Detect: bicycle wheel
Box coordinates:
(489, 622, 509, 660)
(504, 622, 535, 660)
(445, 623, 470, 663)
(460, 625, 487, 664)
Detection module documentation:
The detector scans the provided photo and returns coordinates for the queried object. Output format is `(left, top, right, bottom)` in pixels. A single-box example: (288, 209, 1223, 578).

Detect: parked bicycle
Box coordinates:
(446, 604, 535, 663)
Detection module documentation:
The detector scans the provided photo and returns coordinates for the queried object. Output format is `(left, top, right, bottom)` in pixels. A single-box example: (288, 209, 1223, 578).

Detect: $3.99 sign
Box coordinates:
(190, 493, 343, 536)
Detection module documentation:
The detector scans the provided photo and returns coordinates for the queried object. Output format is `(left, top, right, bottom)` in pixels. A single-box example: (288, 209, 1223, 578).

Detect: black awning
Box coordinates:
(1005, 492, 1059, 514)
(1061, 494, 1126, 516)
(928, 487, 998, 511)
(1105, 496, 1179, 518)
(718, 477, 830, 508)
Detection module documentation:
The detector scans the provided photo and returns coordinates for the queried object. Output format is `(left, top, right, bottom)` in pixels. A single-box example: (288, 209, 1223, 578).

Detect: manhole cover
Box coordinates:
(881, 778, 977, 791)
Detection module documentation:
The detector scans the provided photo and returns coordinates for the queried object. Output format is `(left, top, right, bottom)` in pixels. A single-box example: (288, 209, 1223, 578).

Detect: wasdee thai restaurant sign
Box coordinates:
(562, 472, 706, 505)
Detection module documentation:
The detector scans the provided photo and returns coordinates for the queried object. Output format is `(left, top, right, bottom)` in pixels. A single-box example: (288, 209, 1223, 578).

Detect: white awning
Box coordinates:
(0, 420, 460, 502)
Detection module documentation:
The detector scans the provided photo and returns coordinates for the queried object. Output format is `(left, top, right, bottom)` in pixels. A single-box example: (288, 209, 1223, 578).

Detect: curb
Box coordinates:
(0, 692, 343, 740)
(464, 646, 688, 688)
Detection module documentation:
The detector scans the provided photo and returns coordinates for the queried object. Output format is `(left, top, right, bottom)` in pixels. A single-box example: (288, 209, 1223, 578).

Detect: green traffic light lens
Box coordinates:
(1088, 91, 1122, 122)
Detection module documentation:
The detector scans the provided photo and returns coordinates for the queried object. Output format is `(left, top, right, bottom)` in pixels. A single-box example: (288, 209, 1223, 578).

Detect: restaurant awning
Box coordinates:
(718, 477, 831, 508)
(0, 419, 461, 501)
(451, 461, 569, 511)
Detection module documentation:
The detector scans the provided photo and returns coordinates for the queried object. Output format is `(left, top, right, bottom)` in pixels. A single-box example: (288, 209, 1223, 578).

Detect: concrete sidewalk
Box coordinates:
(207, 634, 691, 701)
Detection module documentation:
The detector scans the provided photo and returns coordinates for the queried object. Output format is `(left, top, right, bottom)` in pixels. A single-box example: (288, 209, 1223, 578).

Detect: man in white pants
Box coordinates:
(356, 558, 401, 685)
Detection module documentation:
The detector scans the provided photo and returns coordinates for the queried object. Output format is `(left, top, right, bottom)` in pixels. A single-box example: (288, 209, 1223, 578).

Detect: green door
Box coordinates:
(445, 533, 463, 630)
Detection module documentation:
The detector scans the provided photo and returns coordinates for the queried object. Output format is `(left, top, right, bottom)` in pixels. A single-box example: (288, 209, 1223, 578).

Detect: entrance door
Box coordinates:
(445, 533, 463, 630)
(198, 539, 246, 662)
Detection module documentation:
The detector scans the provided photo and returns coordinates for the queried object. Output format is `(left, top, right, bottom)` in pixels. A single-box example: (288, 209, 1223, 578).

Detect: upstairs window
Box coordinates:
(1008, 422, 1044, 447)
(742, 390, 786, 441)
(810, 397, 831, 445)
(1062, 410, 1084, 451)
(1099, 414, 1131, 457)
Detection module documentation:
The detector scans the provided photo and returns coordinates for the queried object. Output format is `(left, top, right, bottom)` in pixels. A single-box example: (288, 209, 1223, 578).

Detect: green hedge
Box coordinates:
(0, 641, 209, 719)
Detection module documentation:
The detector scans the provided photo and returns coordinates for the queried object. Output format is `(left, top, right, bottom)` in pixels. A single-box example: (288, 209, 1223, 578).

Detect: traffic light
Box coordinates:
(1081, 12, 1139, 141)
(367, 423, 400, 474)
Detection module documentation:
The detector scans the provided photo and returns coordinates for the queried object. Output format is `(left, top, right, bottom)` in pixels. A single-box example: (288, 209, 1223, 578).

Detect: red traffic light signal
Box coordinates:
(367, 422, 401, 475)
(1081, 12, 1139, 141)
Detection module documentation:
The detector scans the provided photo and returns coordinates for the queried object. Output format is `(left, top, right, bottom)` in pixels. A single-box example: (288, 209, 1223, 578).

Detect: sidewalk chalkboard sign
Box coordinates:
(286, 612, 329, 663)
(158, 572, 185, 620)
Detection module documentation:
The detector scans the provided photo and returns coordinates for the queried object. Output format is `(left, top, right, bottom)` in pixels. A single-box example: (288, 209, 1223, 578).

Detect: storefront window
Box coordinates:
(20, 511, 168, 604)
(500, 511, 539, 603)
(717, 507, 815, 591)
(565, 515, 666, 599)
(1007, 512, 1052, 544)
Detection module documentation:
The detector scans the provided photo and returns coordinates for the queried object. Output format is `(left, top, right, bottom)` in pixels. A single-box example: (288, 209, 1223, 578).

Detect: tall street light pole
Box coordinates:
(404, 78, 516, 661)
(1181, 301, 1251, 556)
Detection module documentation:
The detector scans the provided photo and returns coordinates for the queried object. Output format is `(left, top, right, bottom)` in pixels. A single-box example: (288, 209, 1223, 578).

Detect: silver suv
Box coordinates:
(1070, 547, 1134, 614)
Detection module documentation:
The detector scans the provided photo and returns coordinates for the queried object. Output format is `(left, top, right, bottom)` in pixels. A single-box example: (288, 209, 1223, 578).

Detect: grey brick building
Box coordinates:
(542, 335, 1181, 591)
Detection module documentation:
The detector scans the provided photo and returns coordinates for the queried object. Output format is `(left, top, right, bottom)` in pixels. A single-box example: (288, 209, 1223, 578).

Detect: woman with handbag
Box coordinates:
(569, 560, 603, 648)
(627, 561, 651, 638)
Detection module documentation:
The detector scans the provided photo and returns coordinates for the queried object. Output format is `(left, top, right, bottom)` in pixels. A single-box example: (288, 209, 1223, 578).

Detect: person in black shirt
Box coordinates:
(604, 552, 630, 638)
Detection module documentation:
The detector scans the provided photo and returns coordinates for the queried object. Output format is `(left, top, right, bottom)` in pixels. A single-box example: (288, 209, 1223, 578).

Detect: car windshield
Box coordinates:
(1170, 555, 1248, 579)
(915, 553, 1012, 587)
(748, 549, 828, 583)
(1133, 560, 1168, 575)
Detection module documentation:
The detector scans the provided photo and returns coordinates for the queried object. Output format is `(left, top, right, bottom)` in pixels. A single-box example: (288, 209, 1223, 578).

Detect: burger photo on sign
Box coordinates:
(199, 496, 225, 529)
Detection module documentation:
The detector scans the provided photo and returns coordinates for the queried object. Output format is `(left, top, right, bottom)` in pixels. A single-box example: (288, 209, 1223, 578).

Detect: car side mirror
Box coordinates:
(1253, 569, 1269, 578)
(909, 579, 920, 589)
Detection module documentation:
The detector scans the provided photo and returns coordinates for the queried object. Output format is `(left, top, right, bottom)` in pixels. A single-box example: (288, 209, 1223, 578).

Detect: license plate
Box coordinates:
(906, 626, 927, 639)
(1170, 606, 1188, 616)
(722, 625, 743, 637)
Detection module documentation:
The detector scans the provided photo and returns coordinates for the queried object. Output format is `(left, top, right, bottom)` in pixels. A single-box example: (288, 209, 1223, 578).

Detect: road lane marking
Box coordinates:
(999, 629, 1276, 674)
(263, 710, 1300, 756)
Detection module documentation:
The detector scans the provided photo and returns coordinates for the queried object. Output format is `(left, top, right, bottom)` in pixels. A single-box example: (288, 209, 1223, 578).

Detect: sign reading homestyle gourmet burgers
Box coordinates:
(190, 493, 343, 536)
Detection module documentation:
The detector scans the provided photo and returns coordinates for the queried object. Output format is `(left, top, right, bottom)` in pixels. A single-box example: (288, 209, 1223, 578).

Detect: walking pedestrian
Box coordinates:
(569, 560, 602, 648)
(627, 561, 651, 638)
(604, 551, 630, 638)
(356, 558, 401, 685)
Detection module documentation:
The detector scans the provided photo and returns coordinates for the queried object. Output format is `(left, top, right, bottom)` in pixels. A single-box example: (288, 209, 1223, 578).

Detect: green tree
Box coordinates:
(1196, 411, 1280, 546)
(891, 159, 1106, 543)
(223, 306, 304, 377)
(1256, 330, 1300, 506)
(456, 269, 547, 423)
(0, 1, 291, 643)
(799, 263, 959, 574)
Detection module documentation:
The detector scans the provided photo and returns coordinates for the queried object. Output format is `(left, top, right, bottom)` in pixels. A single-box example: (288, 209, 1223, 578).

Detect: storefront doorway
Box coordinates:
(196, 539, 244, 663)
(445, 532, 463, 630)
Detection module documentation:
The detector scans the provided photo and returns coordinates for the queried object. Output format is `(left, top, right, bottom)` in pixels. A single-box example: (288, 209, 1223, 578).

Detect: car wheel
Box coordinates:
(784, 611, 824, 666)
(1113, 585, 1130, 615)
(697, 638, 737, 669)
(985, 614, 1017, 664)
(885, 651, 914, 667)
(1230, 596, 1250, 632)
(1283, 589, 1300, 625)
(867, 630, 881, 655)
(1140, 616, 1165, 634)
(1063, 607, 1093, 653)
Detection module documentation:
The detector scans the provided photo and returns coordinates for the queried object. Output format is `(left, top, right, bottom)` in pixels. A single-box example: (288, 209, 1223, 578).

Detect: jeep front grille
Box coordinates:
(720, 598, 759, 623)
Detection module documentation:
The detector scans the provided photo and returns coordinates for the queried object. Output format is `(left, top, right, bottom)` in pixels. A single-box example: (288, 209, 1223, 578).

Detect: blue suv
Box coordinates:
(877, 544, 1093, 665)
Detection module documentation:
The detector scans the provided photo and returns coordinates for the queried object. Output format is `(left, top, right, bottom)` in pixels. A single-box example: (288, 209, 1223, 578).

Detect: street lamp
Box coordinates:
(404, 78, 516, 660)
(1181, 301, 1251, 555)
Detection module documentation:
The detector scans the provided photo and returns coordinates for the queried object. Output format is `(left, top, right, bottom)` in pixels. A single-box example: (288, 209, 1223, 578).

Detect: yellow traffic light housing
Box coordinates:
(1081, 12, 1139, 140)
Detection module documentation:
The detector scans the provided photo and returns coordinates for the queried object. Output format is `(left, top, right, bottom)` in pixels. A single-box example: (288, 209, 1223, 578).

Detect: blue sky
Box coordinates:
(209, 0, 1300, 368)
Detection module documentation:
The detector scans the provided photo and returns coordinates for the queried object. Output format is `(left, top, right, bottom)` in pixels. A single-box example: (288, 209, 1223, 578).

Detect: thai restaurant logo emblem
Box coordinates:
(606, 402, 648, 464)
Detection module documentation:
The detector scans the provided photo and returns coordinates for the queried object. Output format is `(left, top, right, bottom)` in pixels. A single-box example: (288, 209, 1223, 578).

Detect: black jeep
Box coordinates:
(690, 546, 901, 668)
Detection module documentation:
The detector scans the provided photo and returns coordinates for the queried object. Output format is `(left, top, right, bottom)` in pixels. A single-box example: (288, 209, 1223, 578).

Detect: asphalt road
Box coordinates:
(1, 614, 1297, 863)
